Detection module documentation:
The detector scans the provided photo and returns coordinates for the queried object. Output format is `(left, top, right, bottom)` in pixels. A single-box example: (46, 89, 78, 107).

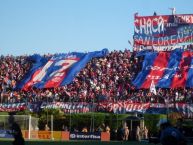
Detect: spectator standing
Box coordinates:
(143, 126, 148, 139)
(122, 122, 129, 141)
(8, 113, 25, 145)
(123, 126, 129, 141)
(62, 125, 68, 131)
(136, 126, 141, 141)
(82, 127, 88, 133)
(44, 124, 50, 131)
(157, 119, 187, 145)
(105, 125, 111, 133)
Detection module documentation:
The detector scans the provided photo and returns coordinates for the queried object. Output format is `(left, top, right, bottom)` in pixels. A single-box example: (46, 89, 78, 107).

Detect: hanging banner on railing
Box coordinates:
(0, 101, 192, 118)
(0, 103, 26, 112)
(134, 14, 193, 46)
(40, 102, 94, 113)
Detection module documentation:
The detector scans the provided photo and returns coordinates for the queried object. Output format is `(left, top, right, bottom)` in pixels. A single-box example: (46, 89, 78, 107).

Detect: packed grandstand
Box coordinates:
(0, 48, 193, 117)
(1, 13, 193, 120)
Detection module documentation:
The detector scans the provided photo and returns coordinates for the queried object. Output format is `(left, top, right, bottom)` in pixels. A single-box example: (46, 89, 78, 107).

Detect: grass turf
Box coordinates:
(0, 140, 193, 145)
(0, 140, 155, 145)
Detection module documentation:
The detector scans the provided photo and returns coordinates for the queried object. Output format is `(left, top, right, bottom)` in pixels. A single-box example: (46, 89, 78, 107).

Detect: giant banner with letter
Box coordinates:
(132, 49, 193, 88)
(16, 49, 108, 90)
(134, 14, 193, 46)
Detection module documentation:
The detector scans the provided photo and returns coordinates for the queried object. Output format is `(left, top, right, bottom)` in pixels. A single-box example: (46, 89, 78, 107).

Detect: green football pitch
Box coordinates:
(0, 140, 156, 145)
(0, 140, 193, 145)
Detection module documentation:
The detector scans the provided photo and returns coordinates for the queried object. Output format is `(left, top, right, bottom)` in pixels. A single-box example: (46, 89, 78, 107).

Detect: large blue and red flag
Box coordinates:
(134, 14, 193, 46)
(132, 48, 193, 88)
(16, 49, 108, 90)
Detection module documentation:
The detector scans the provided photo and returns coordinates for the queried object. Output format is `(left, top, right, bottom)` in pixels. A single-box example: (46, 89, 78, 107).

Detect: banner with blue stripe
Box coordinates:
(132, 49, 193, 88)
(16, 49, 108, 90)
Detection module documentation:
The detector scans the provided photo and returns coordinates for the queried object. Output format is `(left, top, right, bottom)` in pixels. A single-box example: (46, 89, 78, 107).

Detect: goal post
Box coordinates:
(0, 115, 40, 139)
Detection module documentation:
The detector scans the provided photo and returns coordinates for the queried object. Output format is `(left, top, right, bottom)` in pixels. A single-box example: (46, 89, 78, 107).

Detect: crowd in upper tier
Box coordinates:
(0, 49, 193, 105)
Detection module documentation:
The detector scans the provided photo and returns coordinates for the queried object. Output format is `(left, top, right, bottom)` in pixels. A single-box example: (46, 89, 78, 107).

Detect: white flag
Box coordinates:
(150, 80, 157, 95)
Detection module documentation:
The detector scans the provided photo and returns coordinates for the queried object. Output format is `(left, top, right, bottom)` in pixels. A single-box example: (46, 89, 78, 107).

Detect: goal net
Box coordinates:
(0, 115, 39, 139)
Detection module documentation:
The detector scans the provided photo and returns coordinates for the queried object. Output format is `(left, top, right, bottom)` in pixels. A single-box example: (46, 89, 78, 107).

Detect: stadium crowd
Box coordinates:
(0, 49, 193, 106)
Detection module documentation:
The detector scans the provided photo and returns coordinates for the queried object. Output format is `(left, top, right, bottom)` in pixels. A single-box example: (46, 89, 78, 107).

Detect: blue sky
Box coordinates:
(0, 0, 193, 56)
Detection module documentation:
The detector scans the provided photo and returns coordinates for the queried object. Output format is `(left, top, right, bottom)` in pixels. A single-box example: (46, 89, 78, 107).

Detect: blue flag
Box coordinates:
(16, 49, 108, 90)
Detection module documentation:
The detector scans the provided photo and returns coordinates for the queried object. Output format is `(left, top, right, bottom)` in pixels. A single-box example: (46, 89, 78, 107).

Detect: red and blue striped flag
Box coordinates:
(133, 48, 193, 88)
